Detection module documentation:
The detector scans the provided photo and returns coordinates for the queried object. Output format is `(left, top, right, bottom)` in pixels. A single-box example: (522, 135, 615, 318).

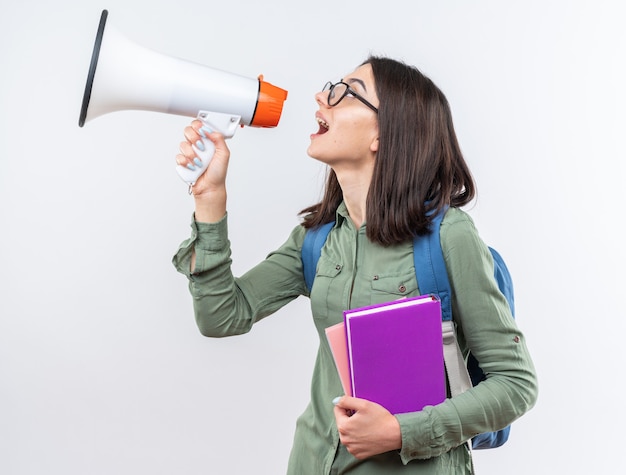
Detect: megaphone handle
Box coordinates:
(175, 111, 241, 186)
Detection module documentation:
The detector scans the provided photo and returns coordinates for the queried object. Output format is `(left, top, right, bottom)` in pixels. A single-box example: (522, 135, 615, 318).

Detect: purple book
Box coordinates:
(343, 295, 446, 414)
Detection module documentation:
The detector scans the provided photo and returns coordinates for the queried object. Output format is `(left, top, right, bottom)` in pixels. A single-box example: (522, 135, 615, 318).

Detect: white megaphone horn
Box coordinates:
(78, 9, 288, 186)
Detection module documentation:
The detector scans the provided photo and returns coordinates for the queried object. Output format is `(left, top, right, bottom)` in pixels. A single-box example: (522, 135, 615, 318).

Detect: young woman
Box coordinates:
(172, 56, 538, 474)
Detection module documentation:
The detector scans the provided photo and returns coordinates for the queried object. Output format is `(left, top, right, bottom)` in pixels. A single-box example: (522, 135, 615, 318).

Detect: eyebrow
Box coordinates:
(343, 77, 368, 92)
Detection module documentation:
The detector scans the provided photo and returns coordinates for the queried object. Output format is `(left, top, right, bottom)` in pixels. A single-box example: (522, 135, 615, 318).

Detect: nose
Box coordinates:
(314, 89, 327, 107)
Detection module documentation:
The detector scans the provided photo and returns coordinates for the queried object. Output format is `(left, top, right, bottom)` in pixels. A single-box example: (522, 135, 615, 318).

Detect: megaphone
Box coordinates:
(79, 9, 288, 185)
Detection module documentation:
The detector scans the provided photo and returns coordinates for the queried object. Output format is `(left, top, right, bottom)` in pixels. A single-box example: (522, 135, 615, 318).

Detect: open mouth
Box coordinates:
(316, 117, 329, 135)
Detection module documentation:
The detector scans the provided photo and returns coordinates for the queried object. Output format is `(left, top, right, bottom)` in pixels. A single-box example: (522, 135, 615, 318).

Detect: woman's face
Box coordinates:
(307, 63, 380, 169)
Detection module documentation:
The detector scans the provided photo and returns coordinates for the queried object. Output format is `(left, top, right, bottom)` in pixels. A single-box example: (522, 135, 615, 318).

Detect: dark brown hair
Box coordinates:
(300, 56, 475, 246)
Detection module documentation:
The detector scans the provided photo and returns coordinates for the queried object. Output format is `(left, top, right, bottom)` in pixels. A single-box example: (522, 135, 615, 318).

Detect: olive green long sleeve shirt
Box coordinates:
(172, 204, 538, 474)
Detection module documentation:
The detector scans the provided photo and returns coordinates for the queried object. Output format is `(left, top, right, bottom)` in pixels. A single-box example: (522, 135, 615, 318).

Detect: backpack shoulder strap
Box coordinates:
(413, 212, 474, 423)
(302, 221, 335, 292)
(412, 211, 453, 322)
(413, 213, 515, 320)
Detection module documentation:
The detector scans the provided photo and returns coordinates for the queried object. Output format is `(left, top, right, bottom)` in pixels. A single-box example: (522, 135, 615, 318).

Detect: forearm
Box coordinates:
(176, 215, 255, 337)
(173, 217, 308, 338)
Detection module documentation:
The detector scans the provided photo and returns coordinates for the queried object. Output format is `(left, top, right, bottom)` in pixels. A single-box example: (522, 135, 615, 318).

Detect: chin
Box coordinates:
(306, 144, 318, 159)
(308, 139, 336, 165)
(306, 147, 325, 164)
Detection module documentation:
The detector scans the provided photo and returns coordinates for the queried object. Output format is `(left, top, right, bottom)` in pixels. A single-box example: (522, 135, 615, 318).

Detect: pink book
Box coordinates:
(325, 322, 352, 395)
(342, 295, 446, 414)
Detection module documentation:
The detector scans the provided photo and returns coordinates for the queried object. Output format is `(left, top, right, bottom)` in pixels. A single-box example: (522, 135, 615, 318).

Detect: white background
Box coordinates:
(1, 1, 624, 473)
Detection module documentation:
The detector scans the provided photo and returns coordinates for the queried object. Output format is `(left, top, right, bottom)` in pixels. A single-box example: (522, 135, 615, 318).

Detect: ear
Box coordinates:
(370, 137, 379, 153)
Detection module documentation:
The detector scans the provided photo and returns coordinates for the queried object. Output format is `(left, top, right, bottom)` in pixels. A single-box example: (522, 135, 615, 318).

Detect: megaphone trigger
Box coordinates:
(197, 111, 241, 139)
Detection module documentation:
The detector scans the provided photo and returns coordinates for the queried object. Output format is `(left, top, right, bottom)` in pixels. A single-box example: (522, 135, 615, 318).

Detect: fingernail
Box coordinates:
(186, 163, 196, 171)
(200, 126, 213, 137)
(332, 396, 341, 405)
(193, 158, 202, 167)
(195, 140, 205, 151)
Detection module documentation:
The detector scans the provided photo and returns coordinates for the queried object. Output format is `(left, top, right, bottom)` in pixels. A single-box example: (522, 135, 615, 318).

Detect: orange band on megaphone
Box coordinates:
(251, 77, 288, 128)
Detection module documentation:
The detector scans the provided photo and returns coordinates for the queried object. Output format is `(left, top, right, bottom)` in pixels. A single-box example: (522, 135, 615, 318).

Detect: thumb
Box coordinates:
(333, 395, 366, 412)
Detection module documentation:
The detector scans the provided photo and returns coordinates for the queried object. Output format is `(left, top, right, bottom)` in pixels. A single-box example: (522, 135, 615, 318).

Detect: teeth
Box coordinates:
(316, 117, 329, 129)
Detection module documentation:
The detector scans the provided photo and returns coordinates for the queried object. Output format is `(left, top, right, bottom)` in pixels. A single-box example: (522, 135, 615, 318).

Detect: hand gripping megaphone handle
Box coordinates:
(175, 111, 242, 186)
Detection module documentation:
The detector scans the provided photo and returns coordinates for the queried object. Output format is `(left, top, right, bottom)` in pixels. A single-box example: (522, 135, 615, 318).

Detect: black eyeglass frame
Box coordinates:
(323, 81, 379, 113)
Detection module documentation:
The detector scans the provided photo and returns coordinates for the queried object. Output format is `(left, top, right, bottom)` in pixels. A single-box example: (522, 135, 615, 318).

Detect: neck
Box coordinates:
(335, 168, 372, 229)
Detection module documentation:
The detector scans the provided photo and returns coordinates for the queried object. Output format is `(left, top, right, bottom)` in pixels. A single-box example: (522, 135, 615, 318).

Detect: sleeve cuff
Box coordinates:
(193, 213, 228, 251)
(172, 212, 228, 277)
(396, 407, 445, 463)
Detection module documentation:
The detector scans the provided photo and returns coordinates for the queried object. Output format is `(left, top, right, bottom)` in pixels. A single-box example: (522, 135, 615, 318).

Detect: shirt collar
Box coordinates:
(335, 201, 350, 225)
(334, 201, 367, 230)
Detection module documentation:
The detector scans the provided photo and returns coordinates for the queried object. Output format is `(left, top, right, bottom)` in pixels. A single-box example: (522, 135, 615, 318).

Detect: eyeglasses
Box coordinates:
(322, 81, 378, 113)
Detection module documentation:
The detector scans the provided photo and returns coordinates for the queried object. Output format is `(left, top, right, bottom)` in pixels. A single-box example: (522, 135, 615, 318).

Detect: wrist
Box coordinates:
(193, 188, 227, 223)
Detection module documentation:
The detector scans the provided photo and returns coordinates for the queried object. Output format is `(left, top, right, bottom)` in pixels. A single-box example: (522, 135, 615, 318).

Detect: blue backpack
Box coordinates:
(301, 211, 514, 450)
